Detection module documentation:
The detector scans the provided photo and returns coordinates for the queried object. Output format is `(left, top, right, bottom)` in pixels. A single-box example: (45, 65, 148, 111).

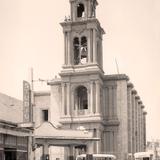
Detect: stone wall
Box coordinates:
(34, 92, 50, 127)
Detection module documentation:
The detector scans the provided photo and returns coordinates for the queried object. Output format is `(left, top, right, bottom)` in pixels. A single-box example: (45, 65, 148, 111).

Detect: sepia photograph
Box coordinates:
(0, 0, 160, 160)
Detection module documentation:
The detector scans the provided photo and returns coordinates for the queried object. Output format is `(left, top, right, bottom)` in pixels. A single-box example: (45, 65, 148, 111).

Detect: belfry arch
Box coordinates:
(75, 86, 88, 110)
(73, 36, 88, 65)
(77, 3, 85, 18)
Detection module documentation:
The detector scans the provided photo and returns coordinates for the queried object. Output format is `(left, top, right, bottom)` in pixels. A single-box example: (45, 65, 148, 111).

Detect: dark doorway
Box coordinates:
(4, 148, 16, 160)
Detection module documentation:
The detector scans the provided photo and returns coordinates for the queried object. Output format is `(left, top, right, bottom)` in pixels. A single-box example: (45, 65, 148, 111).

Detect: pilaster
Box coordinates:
(90, 81, 94, 114)
(64, 32, 68, 65)
(113, 86, 117, 118)
(108, 86, 112, 119)
(143, 111, 147, 150)
(66, 83, 71, 116)
(93, 29, 97, 63)
(141, 105, 145, 151)
(131, 89, 137, 153)
(135, 95, 140, 152)
(67, 32, 71, 65)
(95, 81, 100, 114)
(43, 144, 49, 159)
(87, 29, 92, 63)
(61, 83, 66, 116)
(96, 129, 101, 153)
(127, 83, 134, 154)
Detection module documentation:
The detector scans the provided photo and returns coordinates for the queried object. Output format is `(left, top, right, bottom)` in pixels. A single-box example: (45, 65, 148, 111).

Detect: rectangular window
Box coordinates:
(42, 110, 48, 122)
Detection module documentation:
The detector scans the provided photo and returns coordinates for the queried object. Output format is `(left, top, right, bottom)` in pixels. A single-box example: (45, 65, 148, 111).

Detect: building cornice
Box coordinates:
(132, 89, 137, 95)
(60, 18, 105, 34)
(103, 74, 129, 81)
(135, 95, 140, 100)
(138, 100, 143, 105)
(47, 79, 62, 86)
(104, 119, 120, 126)
(59, 64, 104, 78)
(141, 105, 145, 109)
(34, 91, 50, 96)
(69, 0, 99, 6)
(127, 82, 134, 88)
(143, 111, 147, 115)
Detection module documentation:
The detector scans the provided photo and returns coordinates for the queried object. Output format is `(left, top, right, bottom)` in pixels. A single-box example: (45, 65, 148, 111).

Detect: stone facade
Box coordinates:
(33, 0, 147, 160)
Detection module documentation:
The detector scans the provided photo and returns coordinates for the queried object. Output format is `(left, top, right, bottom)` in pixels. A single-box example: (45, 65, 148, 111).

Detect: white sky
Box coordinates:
(0, 0, 160, 141)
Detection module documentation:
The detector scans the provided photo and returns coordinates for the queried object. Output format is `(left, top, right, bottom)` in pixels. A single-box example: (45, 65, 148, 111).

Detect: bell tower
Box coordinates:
(58, 0, 106, 154)
(61, 0, 105, 74)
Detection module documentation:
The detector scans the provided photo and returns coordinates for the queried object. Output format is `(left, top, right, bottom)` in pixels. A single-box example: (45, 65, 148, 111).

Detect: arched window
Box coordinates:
(75, 86, 88, 110)
(73, 36, 88, 65)
(77, 3, 85, 18)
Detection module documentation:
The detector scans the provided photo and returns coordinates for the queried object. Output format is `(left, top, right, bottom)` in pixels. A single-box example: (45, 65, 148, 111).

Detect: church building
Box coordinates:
(30, 0, 147, 160)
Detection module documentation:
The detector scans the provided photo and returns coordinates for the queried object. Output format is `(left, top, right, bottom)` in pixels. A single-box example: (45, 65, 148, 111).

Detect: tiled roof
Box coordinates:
(0, 93, 23, 123)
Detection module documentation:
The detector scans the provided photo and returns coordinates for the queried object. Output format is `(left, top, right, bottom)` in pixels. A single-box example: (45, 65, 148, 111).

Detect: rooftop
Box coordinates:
(0, 92, 23, 123)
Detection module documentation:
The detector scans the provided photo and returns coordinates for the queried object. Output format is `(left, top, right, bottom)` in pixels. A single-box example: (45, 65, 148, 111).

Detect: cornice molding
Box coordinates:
(34, 91, 51, 96)
(132, 89, 137, 95)
(103, 74, 129, 81)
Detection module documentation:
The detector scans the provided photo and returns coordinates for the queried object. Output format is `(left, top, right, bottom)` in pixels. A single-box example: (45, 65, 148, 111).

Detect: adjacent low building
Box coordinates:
(0, 93, 32, 160)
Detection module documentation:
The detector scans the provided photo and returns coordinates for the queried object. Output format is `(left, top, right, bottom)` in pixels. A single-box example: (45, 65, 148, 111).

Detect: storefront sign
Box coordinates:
(23, 80, 31, 122)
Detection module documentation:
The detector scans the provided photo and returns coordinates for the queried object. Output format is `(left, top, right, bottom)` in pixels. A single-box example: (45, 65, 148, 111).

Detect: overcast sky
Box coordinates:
(0, 0, 160, 141)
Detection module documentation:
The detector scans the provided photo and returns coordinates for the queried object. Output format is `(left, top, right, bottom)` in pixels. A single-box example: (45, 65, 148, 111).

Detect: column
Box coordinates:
(90, 81, 94, 114)
(90, 29, 93, 62)
(113, 86, 117, 118)
(139, 105, 143, 151)
(68, 146, 74, 160)
(141, 105, 145, 151)
(28, 134, 33, 160)
(143, 111, 147, 150)
(135, 97, 138, 152)
(87, 141, 94, 154)
(108, 86, 112, 119)
(96, 130, 101, 153)
(67, 32, 71, 65)
(127, 83, 133, 154)
(131, 89, 137, 154)
(100, 39, 103, 68)
(93, 29, 97, 63)
(135, 95, 139, 152)
(106, 87, 109, 118)
(64, 32, 68, 65)
(137, 101, 141, 151)
(74, 91, 78, 116)
(95, 81, 100, 114)
(61, 83, 65, 116)
(87, 30, 91, 63)
(66, 83, 71, 116)
(43, 144, 49, 160)
(71, 89, 75, 116)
